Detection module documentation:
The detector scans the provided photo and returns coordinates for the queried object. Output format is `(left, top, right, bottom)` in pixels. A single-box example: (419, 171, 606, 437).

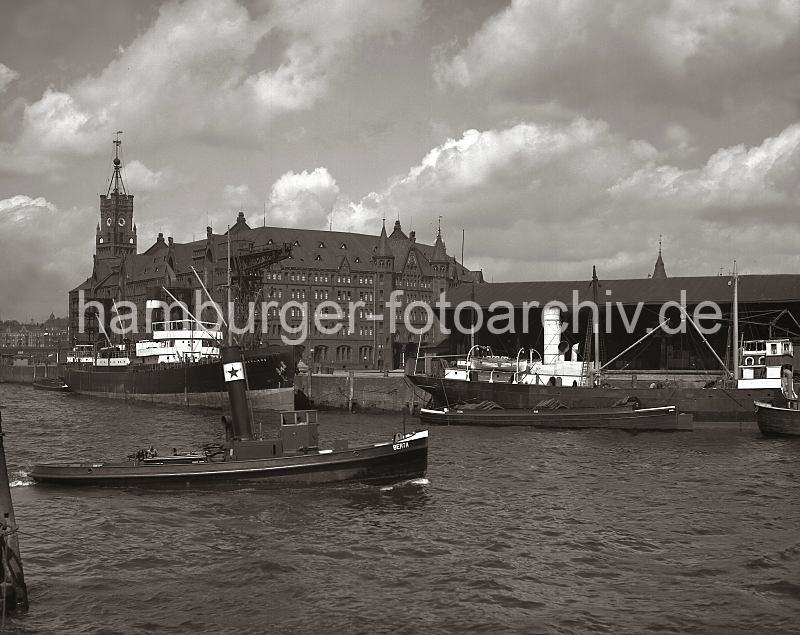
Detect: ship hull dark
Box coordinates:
(30, 433, 428, 486)
(408, 374, 778, 422)
(419, 405, 692, 431)
(754, 401, 800, 437)
(64, 349, 295, 411)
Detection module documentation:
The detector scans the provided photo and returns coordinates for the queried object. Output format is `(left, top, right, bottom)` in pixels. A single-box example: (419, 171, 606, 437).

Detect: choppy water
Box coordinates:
(0, 384, 798, 633)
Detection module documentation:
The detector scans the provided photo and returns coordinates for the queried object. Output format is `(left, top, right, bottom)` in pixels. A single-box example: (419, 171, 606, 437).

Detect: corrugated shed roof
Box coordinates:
(445, 275, 800, 307)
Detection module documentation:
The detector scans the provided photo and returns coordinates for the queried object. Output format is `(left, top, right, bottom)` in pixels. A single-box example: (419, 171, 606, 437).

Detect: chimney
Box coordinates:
(409, 231, 416, 243)
(168, 236, 173, 247)
(207, 226, 213, 238)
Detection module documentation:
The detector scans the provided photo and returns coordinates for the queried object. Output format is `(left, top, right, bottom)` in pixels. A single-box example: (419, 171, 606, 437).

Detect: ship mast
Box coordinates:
(227, 227, 232, 347)
(732, 260, 739, 384)
(592, 265, 600, 379)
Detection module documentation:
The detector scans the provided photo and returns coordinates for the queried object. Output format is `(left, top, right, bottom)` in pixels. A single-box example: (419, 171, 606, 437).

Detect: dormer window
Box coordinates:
(267, 238, 274, 245)
(315, 254, 321, 261)
(293, 240, 300, 246)
(340, 243, 346, 249)
(354, 257, 360, 263)
(318, 241, 325, 248)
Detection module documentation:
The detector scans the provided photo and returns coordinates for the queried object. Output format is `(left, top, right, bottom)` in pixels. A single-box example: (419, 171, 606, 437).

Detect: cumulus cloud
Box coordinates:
(267, 167, 340, 228)
(124, 160, 169, 192)
(223, 183, 253, 208)
(0, 195, 94, 319)
(346, 119, 800, 280)
(434, 0, 800, 154)
(0, 63, 18, 94)
(251, 0, 422, 111)
(0, 0, 423, 173)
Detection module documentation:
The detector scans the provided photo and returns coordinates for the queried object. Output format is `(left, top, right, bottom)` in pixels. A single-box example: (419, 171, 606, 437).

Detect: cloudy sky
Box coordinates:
(1, 0, 799, 320)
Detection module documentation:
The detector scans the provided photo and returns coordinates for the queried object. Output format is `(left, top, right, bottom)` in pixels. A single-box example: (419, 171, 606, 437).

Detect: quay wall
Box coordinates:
(295, 373, 425, 412)
(0, 364, 62, 384)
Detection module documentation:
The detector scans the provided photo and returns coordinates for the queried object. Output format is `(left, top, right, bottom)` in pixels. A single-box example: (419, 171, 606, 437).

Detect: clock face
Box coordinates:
(106, 217, 112, 226)
(118, 217, 126, 227)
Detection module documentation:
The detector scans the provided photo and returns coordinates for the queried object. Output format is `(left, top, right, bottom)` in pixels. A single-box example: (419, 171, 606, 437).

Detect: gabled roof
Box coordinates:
(91, 215, 481, 292)
(388, 219, 407, 241)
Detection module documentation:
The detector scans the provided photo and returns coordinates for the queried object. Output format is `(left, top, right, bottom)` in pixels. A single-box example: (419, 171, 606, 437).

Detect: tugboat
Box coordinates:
(30, 346, 428, 486)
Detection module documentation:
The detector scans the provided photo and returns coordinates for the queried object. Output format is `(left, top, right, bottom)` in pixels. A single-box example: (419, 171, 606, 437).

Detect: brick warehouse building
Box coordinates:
(69, 150, 483, 370)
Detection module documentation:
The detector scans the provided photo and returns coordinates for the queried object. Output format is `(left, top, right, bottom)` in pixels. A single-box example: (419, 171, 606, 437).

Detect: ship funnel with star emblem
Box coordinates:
(221, 345, 254, 440)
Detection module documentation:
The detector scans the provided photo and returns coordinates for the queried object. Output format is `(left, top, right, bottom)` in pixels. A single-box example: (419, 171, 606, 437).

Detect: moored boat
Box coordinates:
(754, 365, 800, 437)
(31, 378, 71, 393)
(410, 269, 795, 423)
(64, 320, 295, 410)
(419, 401, 692, 431)
(754, 400, 800, 437)
(31, 345, 429, 487)
(409, 334, 793, 422)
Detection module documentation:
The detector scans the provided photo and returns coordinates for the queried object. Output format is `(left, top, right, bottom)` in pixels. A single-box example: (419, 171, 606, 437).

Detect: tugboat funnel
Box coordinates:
(221, 346, 253, 439)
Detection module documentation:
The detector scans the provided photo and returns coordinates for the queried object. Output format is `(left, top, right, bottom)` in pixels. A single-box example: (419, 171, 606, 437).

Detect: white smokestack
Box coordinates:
(543, 306, 562, 364)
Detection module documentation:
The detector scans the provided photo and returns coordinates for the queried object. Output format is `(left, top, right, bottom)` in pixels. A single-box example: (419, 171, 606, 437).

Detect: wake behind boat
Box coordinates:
(31, 345, 429, 487)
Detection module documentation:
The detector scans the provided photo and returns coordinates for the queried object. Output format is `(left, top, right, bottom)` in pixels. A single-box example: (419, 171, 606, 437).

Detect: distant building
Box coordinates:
(0, 314, 69, 363)
(69, 144, 483, 369)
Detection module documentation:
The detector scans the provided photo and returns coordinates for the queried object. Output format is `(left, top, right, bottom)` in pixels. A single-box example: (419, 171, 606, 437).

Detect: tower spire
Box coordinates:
(107, 131, 127, 197)
(652, 235, 667, 279)
(376, 218, 390, 257)
(431, 218, 447, 262)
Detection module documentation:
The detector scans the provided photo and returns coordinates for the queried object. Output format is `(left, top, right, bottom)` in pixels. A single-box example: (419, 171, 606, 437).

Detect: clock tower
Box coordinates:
(96, 132, 137, 260)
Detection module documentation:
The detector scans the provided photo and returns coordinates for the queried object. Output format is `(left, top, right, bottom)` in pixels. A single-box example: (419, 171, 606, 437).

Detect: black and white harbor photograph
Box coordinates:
(0, 0, 799, 632)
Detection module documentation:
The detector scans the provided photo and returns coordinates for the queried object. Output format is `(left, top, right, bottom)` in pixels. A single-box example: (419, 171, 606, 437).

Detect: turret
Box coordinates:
(389, 219, 407, 241)
(373, 220, 396, 369)
(430, 219, 449, 295)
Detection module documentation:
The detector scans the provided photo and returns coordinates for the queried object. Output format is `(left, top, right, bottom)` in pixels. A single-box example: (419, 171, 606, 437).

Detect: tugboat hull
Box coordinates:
(29, 431, 428, 486)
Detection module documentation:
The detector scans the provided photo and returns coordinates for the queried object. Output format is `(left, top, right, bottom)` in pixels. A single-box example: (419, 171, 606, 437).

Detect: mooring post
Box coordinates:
(0, 411, 28, 615)
(348, 371, 354, 412)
